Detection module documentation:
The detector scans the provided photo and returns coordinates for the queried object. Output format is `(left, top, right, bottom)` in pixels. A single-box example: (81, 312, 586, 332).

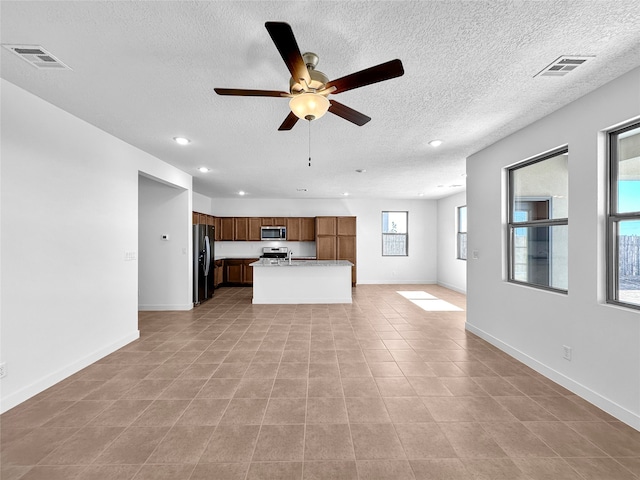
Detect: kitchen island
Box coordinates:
(250, 259, 353, 304)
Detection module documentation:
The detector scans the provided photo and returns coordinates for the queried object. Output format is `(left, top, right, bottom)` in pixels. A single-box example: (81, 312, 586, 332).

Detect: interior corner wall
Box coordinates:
(466, 67, 640, 429)
(138, 175, 192, 311)
(193, 191, 213, 214)
(0, 79, 192, 413)
(437, 191, 467, 293)
(209, 197, 438, 284)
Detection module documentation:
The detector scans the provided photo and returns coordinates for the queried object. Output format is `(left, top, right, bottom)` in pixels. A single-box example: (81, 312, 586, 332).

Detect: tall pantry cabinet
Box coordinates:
(316, 216, 357, 286)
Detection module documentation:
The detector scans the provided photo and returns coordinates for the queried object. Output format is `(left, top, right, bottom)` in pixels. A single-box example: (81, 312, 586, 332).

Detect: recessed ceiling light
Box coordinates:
(198, 167, 210, 173)
(173, 137, 190, 145)
(449, 184, 463, 188)
(355, 169, 366, 173)
(296, 188, 308, 192)
(429, 140, 443, 147)
(238, 191, 246, 196)
(418, 193, 424, 196)
(342, 192, 349, 196)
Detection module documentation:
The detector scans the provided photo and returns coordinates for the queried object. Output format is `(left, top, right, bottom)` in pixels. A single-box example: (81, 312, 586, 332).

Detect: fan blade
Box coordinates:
(278, 111, 300, 131)
(328, 100, 371, 126)
(265, 22, 311, 86)
(214, 88, 289, 97)
(326, 59, 404, 94)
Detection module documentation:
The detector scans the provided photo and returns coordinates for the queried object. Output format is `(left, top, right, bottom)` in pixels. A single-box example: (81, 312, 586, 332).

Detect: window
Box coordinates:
(382, 211, 408, 256)
(608, 122, 640, 309)
(507, 148, 568, 292)
(457, 206, 467, 260)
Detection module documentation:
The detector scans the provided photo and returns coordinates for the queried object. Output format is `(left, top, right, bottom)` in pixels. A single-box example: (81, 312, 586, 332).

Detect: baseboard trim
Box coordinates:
(138, 303, 193, 311)
(465, 322, 640, 430)
(436, 281, 467, 294)
(356, 280, 437, 285)
(0, 330, 140, 414)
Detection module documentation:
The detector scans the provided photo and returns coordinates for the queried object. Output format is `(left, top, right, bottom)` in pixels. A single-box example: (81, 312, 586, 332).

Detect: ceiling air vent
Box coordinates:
(2, 45, 71, 70)
(534, 55, 594, 78)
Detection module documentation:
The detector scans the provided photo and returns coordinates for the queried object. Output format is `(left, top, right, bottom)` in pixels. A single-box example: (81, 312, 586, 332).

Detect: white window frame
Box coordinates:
(457, 205, 467, 260)
(607, 120, 640, 310)
(507, 148, 568, 293)
(382, 211, 408, 256)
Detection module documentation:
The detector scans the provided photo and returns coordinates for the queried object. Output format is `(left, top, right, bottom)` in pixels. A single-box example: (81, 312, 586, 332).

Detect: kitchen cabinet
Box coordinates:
(214, 217, 221, 241)
(316, 236, 337, 260)
(219, 217, 235, 241)
(234, 217, 249, 241)
(249, 218, 262, 241)
(262, 217, 287, 227)
(287, 217, 316, 241)
(225, 259, 243, 283)
(337, 216, 356, 236)
(213, 260, 224, 288)
(286, 217, 301, 241)
(224, 258, 258, 285)
(316, 216, 336, 236)
(300, 217, 316, 241)
(316, 216, 357, 285)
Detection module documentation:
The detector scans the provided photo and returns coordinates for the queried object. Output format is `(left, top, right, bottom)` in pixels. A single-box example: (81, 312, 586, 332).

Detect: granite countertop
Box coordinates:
(251, 259, 352, 267)
(215, 256, 317, 261)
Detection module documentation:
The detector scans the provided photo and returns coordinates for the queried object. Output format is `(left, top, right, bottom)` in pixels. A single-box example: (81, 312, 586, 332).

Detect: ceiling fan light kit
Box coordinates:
(289, 92, 330, 120)
(214, 21, 404, 130)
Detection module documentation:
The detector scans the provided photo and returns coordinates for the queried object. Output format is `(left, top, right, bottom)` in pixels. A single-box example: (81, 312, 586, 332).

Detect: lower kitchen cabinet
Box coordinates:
(223, 258, 258, 285)
(213, 260, 224, 288)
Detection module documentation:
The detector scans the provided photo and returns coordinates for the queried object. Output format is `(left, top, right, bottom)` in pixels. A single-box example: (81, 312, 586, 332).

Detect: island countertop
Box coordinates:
(250, 259, 353, 267)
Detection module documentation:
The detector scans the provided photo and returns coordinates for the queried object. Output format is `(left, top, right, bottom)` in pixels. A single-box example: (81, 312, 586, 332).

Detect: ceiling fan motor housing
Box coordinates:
(289, 52, 328, 93)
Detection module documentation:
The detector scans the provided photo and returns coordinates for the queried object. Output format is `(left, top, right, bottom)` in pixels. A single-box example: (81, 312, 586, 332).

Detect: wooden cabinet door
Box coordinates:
(192, 212, 200, 225)
(261, 218, 274, 226)
(243, 259, 257, 284)
(337, 216, 356, 236)
(286, 217, 301, 241)
(235, 217, 248, 241)
(300, 217, 315, 241)
(214, 217, 221, 241)
(248, 218, 262, 241)
(272, 217, 286, 226)
(337, 235, 356, 261)
(226, 260, 243, 283)
(220, 218, 235, 241)
(316, 236, 337, 260)
(316, 216, 336, 236)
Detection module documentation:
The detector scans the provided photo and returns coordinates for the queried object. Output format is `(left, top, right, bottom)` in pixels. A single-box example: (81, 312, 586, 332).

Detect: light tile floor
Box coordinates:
(2, 285, 639, 479)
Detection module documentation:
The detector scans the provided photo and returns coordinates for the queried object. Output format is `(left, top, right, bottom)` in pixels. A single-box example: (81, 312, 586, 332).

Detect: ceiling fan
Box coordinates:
(214, 21, 405, 131)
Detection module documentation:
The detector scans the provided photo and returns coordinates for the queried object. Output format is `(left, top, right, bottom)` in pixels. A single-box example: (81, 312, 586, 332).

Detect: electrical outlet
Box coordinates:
(562, 345, 572, 361)
(0, 362, 6, 379)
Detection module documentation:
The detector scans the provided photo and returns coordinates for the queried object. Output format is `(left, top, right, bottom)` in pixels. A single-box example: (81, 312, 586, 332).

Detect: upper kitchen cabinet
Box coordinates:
(337, 216, 356, 236)
(316, 216, 336, 236)
(286, 217, 315, 241)
(248, 218, 262, 241)
(234, 217, 249, 241)
(300, 217, 315, 241)
(286, 217, 301, 241)
(262, 217, 287, 226)
(219, 217, 235, 241)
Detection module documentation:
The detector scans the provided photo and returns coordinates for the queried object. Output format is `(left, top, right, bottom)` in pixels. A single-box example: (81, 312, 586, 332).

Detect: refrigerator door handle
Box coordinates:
(204, 235, 211, 276)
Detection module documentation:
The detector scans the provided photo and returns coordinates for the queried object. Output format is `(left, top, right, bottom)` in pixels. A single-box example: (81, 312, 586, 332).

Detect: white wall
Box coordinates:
(138, 175, 192, 310)
(0, 79, 192, 413)
(466, 67, 640, 429)
(436, 191, 467, 293)
(208, 197, 438, 284)
(193, 191, 212, 214)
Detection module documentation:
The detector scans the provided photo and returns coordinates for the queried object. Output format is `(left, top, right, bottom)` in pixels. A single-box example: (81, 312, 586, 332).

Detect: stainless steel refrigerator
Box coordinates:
(193, 224, 214, 304)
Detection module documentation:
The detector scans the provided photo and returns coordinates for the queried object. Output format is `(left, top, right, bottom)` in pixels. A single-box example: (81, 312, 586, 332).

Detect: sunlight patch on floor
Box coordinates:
(397, 290, 464, 312)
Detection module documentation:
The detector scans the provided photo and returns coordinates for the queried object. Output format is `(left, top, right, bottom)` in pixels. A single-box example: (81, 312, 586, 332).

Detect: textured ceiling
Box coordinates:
(2, 1, 639, 199)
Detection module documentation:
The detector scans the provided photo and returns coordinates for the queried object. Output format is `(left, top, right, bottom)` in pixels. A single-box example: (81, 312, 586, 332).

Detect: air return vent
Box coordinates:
(2, 45, 71, 70)
(535, 55, 594, 78)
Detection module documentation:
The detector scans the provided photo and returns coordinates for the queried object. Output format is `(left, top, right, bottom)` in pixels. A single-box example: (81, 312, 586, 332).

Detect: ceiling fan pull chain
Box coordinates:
(308, 120, 311, 167)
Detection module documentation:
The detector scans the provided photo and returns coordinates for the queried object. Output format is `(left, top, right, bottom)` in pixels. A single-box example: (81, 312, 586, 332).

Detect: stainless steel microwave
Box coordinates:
(261, 226, 287, 241)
